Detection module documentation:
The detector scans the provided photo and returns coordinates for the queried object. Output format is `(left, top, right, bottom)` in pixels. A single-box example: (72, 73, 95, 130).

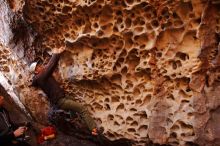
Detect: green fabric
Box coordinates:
(57, 97, 96, 131)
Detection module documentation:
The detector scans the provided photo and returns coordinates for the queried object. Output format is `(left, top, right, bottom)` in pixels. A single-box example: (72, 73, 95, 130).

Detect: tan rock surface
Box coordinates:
(0, 0, 220, 145)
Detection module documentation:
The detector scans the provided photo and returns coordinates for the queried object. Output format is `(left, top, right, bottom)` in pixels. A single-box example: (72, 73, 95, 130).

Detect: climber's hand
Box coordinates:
(52, 47, 65, 54)
(14, 127, 27, 137)
(44, 134, 55, 140)
(92, 128, 98, 136)
(92, 127, 104, 136)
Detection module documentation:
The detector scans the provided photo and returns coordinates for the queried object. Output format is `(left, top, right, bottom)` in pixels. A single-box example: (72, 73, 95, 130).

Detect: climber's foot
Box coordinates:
(91, 127, 104, 136)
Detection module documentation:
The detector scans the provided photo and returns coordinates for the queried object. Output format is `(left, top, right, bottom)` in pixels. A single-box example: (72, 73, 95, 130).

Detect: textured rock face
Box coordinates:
(0, 0, 220, 146)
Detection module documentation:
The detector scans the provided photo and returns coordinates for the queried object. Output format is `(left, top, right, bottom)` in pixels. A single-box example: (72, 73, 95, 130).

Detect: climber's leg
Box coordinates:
(57, 97, 96, 131)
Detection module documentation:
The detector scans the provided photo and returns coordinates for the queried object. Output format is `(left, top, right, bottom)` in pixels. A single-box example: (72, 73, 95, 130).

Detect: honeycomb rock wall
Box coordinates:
(0, 0, 220, 146)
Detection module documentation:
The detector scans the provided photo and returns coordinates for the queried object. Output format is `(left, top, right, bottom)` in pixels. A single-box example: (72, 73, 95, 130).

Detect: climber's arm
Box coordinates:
(43, 53, 61, 78)
(32, 47, 65, 82)
(36, 53, 61, 80)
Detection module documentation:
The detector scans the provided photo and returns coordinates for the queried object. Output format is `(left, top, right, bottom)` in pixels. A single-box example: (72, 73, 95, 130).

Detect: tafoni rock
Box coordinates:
(0, 0, 220, 145)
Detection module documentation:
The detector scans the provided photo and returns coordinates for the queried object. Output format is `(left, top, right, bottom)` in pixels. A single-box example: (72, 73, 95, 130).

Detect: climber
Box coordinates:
(0, 95, 31, 146)
(30, 48, 99, 136)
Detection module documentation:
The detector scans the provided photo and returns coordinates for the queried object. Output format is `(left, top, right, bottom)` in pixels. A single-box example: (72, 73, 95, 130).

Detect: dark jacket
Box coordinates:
(32, 53, 65, 104)
(0, 107, 17, 145)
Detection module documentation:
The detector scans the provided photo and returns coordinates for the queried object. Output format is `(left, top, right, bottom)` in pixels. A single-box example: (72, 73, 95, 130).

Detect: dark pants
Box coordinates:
(57, 96, 96, 131)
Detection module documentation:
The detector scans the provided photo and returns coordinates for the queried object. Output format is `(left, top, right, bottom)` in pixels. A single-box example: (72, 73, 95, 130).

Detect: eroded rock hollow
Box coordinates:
(0, 0, 220, 145)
